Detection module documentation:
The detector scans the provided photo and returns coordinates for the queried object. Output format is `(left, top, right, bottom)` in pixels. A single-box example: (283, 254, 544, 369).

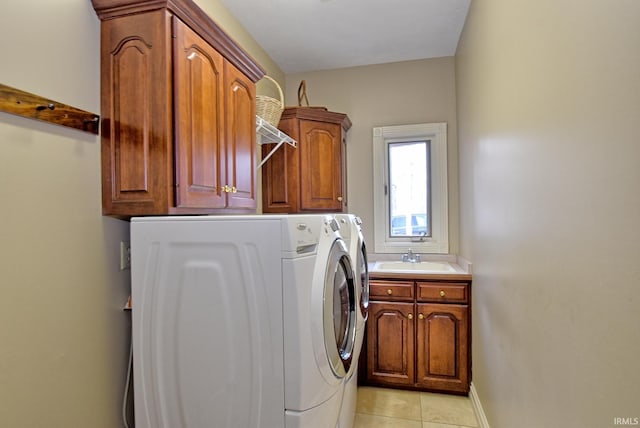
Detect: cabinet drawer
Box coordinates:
(417, 282, 468, 303)
(370, 280, 414, 301)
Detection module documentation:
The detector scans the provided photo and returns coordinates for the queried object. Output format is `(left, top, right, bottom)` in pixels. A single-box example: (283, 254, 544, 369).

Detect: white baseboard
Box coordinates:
(469, 382, 490, 428)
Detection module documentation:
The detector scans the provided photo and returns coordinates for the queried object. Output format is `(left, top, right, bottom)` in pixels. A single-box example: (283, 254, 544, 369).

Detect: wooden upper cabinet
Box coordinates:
(262, 107, 351, 213)
(92, 0, 264, 217)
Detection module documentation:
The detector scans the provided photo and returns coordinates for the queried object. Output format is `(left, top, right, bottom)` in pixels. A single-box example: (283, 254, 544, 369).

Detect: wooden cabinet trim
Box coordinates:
(280, 107, 352, 130)
(91, 0, 265, 82)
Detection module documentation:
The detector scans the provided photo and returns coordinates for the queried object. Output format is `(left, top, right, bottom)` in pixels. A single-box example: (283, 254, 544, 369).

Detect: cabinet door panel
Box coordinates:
(416, 303, 469, 393)
(366, 302, 414, 386)
(225, 61, 256, 209)
(113, 39, 150, 193)
(299, 120, 342, 211)
(174, 19, 226, 209)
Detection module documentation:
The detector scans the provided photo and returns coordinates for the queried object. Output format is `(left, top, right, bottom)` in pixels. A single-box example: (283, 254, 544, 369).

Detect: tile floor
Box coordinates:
(354, 386, 478, 428)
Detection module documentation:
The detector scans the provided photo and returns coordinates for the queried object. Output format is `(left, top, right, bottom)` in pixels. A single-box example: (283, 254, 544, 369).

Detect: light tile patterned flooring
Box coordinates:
(354, 386, 478, 428)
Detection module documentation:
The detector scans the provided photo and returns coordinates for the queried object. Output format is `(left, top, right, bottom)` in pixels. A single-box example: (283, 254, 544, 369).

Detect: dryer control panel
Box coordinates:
(281, 215, 337, 256)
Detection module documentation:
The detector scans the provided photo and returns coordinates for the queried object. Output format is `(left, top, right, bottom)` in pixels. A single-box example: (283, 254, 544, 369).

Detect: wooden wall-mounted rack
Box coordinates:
(0, 83, 100, 134)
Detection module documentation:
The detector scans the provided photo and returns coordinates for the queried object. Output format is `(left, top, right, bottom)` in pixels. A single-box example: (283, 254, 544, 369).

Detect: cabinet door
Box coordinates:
(366, 301, 415, 387)
(416, 303, 469, 393)
(224, 61, 256, 209)
(299, 120, 343, 211)
(173, 19, 226, 209)
(101, 10, 172, 216)
(261, 117, 299, 213)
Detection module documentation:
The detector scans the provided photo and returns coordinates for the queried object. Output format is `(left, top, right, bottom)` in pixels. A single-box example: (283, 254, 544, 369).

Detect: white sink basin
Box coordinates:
(371, 261, 457, 273)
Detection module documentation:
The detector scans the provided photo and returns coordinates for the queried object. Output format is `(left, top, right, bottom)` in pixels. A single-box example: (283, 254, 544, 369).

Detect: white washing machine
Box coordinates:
(130, 214, 358, 428)
(283, 214, 357, 428)
(335, 214, 369, 428)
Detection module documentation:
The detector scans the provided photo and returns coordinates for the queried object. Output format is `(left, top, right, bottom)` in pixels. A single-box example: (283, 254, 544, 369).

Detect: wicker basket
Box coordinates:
(256, 75, 284, 127)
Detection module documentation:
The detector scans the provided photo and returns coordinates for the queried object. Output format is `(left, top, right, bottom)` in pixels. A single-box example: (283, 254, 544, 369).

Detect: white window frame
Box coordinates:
(372, 123, 449, 254)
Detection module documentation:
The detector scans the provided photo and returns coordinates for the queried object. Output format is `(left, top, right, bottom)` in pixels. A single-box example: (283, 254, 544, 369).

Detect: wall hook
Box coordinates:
(36, 103, 56, 111)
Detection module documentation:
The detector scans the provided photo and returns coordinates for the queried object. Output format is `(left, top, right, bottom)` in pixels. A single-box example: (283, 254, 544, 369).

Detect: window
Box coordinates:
(372, 123, 448, 254)
(388, 141, 430, 238)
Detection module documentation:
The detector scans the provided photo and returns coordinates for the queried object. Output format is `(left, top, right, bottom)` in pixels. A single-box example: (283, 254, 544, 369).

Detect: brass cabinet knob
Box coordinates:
(407, 313, 413, 320)
(439, 290, 446, 297)
(387, 289, 393, 295)
(337, 196, 343, 202)
(231, 186, 237, 193)
(223, 185, 231, 193)
(418, 313, 425, 320)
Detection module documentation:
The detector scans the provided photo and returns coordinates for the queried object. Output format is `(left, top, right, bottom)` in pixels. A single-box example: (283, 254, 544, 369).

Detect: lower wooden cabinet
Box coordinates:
(365, 278, 471, 394)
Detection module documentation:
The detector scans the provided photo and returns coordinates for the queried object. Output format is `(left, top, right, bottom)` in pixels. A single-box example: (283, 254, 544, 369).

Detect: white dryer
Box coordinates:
(283, 214, 357, 427)
(130, 214, 358, 428)
(335, 214, 369, 428)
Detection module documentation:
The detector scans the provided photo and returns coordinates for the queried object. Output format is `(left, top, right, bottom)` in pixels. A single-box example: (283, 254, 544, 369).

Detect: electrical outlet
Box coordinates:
(120, 241, 131, 270)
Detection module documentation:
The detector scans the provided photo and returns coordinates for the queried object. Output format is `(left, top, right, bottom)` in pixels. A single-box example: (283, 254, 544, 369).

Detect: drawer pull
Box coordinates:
(407, 313, 413, 320)
(439, 290, 446, 297)
(418, 313, 425, 320)
(387, 289, 393, 295)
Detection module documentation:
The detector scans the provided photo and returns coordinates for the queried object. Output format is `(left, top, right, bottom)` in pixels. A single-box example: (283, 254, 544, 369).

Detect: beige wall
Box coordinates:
(0, 1, 279, 426)
(194, 0, 285, 96)
(456, 0, 640, 427)
(285, 58, 460, 254)
(0, 2, 130, 426)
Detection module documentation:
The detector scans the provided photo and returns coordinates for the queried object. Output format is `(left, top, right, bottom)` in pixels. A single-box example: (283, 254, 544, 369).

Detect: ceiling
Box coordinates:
(218, 0, 471, 74)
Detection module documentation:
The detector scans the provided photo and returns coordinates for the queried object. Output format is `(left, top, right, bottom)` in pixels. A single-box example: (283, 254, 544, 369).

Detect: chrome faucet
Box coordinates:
(402, 249, 420, 263)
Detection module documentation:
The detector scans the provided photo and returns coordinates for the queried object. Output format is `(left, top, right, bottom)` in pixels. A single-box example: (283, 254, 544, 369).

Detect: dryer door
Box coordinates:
(324, 239, 357, 378)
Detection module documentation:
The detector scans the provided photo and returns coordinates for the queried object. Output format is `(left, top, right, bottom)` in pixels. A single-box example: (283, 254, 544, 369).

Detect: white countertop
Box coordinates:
(368, 253, 472, 280)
